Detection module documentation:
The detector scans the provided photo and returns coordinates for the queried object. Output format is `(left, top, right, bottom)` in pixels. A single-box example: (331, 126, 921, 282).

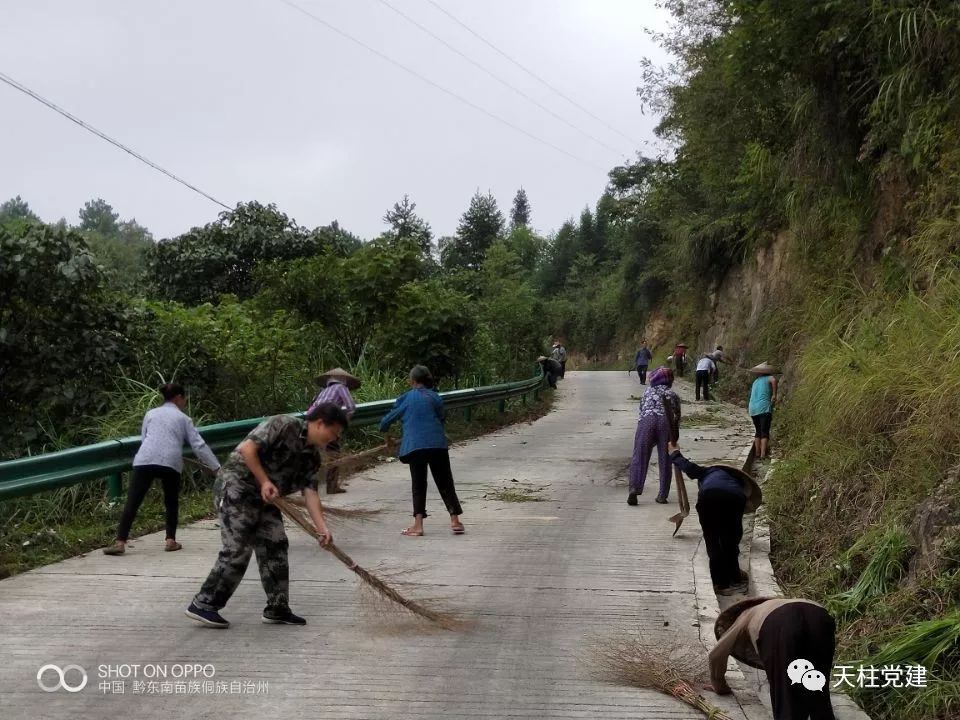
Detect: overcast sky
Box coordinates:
(1, 0, 671, 241)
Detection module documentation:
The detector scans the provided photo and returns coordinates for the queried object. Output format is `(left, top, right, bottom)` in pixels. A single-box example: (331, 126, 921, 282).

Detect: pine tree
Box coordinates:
(510, 187, 531, 227)
(383, 194, 432, 254)
(441, 191, 505, 270)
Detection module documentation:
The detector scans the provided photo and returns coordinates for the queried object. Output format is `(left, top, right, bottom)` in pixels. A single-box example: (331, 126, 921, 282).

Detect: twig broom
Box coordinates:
(274, 496, 459, 629)
(594, 632, 736, 720)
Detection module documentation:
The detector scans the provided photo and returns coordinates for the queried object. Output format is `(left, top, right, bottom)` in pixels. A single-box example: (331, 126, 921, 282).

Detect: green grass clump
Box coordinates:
(827, 526, 912, 619)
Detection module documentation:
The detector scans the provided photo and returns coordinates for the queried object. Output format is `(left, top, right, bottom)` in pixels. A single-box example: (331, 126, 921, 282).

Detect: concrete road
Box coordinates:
(0, 371, 761, 719)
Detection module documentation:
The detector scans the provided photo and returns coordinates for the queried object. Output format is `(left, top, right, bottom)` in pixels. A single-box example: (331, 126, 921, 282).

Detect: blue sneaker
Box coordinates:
(185, 603, 229, 628)
(262, 607, 306, 625)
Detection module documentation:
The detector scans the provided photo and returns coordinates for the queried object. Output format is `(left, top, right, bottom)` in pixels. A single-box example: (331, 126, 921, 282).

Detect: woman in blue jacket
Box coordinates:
(380, 365, 464, 537)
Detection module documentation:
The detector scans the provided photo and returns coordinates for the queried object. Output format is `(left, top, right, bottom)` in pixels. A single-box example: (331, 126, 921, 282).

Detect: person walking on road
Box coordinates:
(103, 383, 220, 556)
(708, 597, 837, 720)
(695, 354, 717, 401)
(668, 442, 761, 594)
(185, 403, 348, 628)
(551, 340, 568, 379)
(748, 362, 779, 460)
(379, 365, 465, 538)
(634, 340, 653, 384)
(627, 367, 681, 506)
(308, 367, 361, 494)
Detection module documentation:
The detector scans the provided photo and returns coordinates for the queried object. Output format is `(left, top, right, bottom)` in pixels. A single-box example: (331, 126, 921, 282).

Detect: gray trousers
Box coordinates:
(193, 479, 290, 612)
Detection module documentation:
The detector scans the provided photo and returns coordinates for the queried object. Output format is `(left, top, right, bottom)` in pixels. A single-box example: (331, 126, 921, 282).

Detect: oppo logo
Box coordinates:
(37, 664, 88, 693)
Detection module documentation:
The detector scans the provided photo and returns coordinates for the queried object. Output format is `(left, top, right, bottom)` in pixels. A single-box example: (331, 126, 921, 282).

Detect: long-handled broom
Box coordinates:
(274, 496, 459, 629)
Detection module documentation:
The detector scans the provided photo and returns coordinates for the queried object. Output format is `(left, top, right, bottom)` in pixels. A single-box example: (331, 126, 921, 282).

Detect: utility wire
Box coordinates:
(0, 70, 232, 211)
(277, 0, 608, 172)
(373, 0, 625, 156)
(423, 0, 639, 147)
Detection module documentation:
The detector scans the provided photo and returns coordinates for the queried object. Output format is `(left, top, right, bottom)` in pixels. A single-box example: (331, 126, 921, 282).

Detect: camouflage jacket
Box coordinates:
(218, 415, 321, 497)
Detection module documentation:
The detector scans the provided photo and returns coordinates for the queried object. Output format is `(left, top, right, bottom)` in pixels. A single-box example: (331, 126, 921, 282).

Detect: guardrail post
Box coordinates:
(464, 406, 472, 422)
(498, 399, 506, 413)
(106, 473, 123, 503)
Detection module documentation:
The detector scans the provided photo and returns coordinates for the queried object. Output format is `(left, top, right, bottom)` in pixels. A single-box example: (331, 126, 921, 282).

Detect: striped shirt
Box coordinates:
(308, 381, 356, 418)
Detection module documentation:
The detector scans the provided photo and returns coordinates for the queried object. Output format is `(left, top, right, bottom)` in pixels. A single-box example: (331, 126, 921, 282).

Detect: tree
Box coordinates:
(0, 196, 40, 227)
(0, 223, 130, 453)
(510, 187, 531, 227)
(148, 202, 327, 305)
(440, 191, 505, 271)
(79, 198, 120, 237)
(86, 218, 154, 291)
(383, 195, 432, 254)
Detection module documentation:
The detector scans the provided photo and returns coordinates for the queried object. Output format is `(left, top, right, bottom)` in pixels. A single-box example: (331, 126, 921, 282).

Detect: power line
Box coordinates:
(373, 0, 625, 156)
(423, 0, 639, 147)
(277, 0, 608, 172)
(0, 70, 232, 211)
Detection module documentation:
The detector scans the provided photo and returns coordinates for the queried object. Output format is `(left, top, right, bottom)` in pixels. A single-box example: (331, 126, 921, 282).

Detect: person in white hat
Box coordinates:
(308, 368, 361, 493)
(748, 362, 778, 460)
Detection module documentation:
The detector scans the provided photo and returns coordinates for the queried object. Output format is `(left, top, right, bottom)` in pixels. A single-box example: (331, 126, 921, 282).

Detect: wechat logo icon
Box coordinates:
(787, 658, 826, 691)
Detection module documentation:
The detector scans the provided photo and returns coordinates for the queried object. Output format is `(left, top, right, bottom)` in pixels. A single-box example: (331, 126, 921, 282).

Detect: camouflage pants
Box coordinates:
(192, 479, 290, 612)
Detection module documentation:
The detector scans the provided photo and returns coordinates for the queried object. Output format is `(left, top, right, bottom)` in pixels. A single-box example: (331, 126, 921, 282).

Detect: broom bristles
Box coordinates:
(592, 632, 735, 720)
(274, 497, 459, 629)
(284, 494, 381, 521)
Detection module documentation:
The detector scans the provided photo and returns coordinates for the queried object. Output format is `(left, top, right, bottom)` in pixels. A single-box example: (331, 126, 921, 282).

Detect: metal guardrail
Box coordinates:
(0, 373, 545, 502)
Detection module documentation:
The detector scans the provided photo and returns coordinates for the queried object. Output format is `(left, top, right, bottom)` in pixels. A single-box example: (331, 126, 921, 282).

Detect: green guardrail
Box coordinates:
(0, 373, 545, 502)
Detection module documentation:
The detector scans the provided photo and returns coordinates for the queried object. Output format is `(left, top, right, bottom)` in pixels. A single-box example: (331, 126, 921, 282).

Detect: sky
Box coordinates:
(0, 0, 672, 241)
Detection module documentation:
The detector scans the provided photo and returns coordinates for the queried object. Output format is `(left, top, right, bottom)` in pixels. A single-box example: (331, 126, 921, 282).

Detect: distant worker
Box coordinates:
(103, 383, 220, 556)
(708, 597, 837, 720)
(538, 355, 562, 389)
(695, 354, 717, 401)
(627, 367, 681, 506)
(748, 362, 779, 460)
(308, 367, 361, 494)
(634, 339, 653, 384)
(551, 340, 568, 379)
(671, 343, 689, 376)
(710, 345, 731, 384)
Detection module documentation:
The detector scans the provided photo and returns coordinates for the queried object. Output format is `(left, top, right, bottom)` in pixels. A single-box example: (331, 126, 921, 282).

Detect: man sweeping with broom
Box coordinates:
(185, 402, 349, 629)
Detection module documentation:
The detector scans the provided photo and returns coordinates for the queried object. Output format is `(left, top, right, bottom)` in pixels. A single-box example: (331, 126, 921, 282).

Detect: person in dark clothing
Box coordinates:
(551, 341, 568, 379)
(538, 356, 562, 389)
(709, 597, 837, 720)
(668, 443, 761, 594)
(634, 340, 653, 384)
(695, 355, 717, 401)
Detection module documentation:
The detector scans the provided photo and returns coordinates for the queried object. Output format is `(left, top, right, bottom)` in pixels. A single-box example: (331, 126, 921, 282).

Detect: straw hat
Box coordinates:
(315, 367, 361, 390)
(676, 342, 688, 348)
(748, 362, 778, 376)
(714, 596, 776, 669)
(709, 464, 763, 513)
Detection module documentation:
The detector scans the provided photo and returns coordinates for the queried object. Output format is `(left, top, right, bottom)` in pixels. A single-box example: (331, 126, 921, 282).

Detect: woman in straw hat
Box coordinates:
(627, 366, 681, 506)
(668, 440, 762, 594)
(748, 362, 779, 460)
(708, 596, 836, 719)
(308, 368, 361, 493)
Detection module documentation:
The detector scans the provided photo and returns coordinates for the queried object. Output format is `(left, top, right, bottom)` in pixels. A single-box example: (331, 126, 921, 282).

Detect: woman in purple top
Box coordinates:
(627, 366, 681, 506)
(308, 368, 361, 494)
